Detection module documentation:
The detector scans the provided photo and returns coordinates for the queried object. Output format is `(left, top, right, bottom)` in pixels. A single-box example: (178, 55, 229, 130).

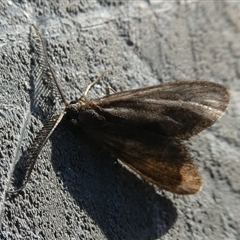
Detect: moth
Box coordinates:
(9, 25, 230, 195)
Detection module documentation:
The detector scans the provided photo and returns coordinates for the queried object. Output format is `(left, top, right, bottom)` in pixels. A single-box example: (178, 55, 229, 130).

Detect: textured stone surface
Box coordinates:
(0, 1, 239, 239)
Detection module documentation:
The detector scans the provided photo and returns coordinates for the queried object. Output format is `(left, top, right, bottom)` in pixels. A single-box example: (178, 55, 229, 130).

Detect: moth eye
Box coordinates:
(69, 100, 79, 107)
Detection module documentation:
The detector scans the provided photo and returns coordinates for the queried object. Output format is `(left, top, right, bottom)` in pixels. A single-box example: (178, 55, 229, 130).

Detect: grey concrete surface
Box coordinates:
(0, 1, 239, 239)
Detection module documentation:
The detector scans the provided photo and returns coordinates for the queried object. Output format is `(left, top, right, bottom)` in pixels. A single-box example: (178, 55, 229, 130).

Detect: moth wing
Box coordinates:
(96, 81, 229, 139)
(89, 124, 202, 195)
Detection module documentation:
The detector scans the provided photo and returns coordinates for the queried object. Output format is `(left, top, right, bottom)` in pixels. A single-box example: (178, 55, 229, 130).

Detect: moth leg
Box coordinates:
(105, 86, 116, 96)
(83, 70, 108, 102)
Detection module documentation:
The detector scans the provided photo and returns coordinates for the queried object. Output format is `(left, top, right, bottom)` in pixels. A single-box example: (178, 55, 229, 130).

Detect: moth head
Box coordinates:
(65, 99, 85, 120)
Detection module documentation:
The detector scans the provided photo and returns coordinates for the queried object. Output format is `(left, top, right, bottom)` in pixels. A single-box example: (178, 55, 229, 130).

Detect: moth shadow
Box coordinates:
(10, 150, 29, 191)
(50, 118, 178, 239)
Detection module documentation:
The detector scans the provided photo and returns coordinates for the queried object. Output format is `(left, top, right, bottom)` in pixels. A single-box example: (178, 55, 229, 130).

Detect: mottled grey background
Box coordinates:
(0, 1, 239, 239)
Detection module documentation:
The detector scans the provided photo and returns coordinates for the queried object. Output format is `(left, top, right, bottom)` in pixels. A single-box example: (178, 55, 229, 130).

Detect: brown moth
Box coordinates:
(8, 24, 230, 195)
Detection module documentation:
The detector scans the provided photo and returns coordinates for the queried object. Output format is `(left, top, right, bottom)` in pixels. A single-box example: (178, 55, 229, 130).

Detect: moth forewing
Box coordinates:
(94, 81, 230, 140)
